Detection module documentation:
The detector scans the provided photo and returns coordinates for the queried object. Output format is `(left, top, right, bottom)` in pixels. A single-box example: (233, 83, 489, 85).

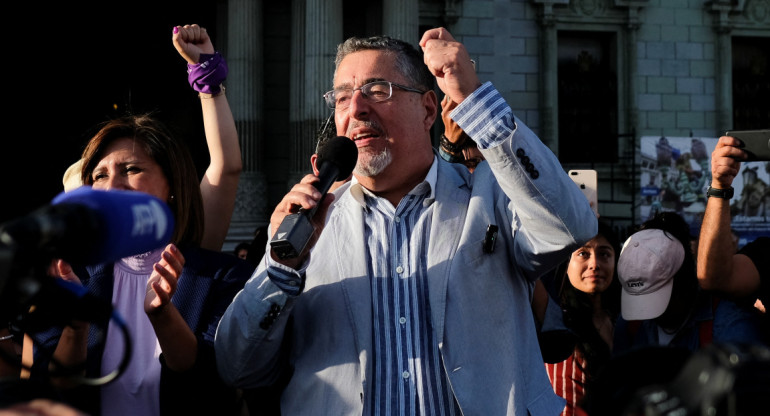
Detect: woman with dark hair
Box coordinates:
(26, 115, 253, 416)
(26, 114, 254, 416)
(22, 25, 254, 416)
(58, 23, 241, 252)
(545, 221, 622, 416)
(80, 115, 206, 246)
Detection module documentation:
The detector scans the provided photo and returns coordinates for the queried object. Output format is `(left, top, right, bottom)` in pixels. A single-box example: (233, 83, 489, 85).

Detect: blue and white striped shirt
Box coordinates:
(269, 157, 460, 415)
(356, 161, 459, 416)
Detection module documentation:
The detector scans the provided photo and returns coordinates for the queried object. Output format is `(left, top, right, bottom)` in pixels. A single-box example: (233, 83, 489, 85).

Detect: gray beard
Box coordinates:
(355, 148, 392, 177)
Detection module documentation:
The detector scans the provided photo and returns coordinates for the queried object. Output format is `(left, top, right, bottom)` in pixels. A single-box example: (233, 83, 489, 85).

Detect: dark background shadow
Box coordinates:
(2, 1, 221, 224)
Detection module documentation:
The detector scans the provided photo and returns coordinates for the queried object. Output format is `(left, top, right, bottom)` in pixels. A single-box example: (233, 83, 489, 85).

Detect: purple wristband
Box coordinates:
(187, 52, 228, 94)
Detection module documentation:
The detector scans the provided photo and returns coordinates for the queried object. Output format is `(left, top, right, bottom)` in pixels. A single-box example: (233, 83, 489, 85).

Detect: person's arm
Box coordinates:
(198, 89, 241, 251)
(438, 96, 470, 163)
(531, 279, 549, 327)
(20, 334, 33, 379)
(50, 324, 89, 374)
(34, 261, 89, 381)
(4, 399, 89, 416)
(46, 259, 90, 374)
(148, 307, 197, 372)
(173, 24, 242, 251)
(145, 244, 197, 371)
(1, 329, 19, 378)
(420, 28, 597, 278)
(215, 174, 336, 387)
(697, 136, 760, 297)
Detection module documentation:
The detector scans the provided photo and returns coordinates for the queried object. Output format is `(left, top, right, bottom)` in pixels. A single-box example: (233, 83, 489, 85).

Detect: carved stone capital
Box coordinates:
(532, 0, 649, 26)
(745, 0, 769, 23)
(571, 0, 608, 16)
(233, 171, 268, 223)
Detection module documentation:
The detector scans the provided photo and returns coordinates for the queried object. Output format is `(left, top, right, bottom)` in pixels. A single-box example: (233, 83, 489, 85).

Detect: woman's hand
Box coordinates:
(145, 244, 185, 316)
(48, 259, 81, 285)
(172, 24, 215, 65)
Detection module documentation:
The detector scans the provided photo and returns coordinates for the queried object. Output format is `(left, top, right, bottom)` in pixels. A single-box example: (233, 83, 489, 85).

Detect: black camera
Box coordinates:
(625, 343, 770, 416)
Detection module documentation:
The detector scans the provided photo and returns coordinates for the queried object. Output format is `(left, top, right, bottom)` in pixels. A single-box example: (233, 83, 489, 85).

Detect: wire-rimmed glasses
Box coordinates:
(323, 80, 427, 110)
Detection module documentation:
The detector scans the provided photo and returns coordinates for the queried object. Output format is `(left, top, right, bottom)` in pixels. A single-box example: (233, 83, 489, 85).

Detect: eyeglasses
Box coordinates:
(323, 81, 427, 110)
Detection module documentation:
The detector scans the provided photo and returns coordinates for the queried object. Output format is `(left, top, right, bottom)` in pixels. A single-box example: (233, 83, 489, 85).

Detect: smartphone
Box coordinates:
(569, 169, 598, 217)
(725, 129, 770, 161)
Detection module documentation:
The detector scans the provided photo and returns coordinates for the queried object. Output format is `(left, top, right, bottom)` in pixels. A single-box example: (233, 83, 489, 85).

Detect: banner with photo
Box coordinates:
(639, 136, 770, 247)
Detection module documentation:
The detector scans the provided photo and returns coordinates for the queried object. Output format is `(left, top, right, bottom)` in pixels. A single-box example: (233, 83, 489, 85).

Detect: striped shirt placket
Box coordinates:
(366, 183, 458, 416)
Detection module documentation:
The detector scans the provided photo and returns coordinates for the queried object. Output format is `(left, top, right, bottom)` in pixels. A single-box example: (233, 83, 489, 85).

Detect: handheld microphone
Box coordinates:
(0, 186, 174, 266)
(270, 136, 358, 259)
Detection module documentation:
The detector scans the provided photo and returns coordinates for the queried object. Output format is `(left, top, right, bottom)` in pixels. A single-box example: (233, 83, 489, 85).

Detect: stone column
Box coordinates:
(383, 0, 419, 45)
(287, 0, 307, 187)
(226, 0, 268, 250)
(714, 27, 733, 135)
(623, 9, 641, 156)
(287, 0, 343, 188)
(708, 2, 736, 136)
(537, 4, 559, 153)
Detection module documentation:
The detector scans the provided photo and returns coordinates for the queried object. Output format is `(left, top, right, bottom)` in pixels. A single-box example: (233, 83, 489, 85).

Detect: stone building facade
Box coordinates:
(216, 0, 769, 250)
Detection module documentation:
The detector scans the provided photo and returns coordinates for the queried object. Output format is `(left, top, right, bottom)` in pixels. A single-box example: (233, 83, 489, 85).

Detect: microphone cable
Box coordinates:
(11, 307, 133, 387)
(47, 309, 133, 387)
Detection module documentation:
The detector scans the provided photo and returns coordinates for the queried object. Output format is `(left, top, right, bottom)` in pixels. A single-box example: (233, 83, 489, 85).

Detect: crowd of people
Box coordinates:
(0, 23, 767, 416)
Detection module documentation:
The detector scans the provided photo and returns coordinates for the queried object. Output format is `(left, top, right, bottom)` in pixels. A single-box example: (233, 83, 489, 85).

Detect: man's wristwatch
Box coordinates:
(706, 186, 734, 199)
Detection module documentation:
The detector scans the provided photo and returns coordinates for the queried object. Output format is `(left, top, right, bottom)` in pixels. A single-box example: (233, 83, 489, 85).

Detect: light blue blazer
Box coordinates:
(216, 115, 598, 415)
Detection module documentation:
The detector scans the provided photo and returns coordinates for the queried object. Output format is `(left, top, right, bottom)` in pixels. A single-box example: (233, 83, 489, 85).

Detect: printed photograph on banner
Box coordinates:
(639, 136, 770, 247)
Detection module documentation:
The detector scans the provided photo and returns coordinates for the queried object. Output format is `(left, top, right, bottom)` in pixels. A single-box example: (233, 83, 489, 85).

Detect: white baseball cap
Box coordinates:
(62, 158, 84, 192)
(617, 229, 685, 320)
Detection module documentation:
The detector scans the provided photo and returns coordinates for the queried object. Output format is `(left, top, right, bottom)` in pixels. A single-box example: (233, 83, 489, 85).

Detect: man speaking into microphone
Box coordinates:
(269, 135, 358, 260)
(216, 29, 597, 415)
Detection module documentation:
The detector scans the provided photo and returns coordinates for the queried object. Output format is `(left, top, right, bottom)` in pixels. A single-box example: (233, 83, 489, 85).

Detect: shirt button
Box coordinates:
(396, 266, 404, 274)
(402, 371, 410, 379)
(399, 317, 407, 324)
(394, 216, 401, 223)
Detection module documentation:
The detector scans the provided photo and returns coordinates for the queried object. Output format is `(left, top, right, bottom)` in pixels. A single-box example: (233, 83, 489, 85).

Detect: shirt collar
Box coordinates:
(349, 155, 438, 207)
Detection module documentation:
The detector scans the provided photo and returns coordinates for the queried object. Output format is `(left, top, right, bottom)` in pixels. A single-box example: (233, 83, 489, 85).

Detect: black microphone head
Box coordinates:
(316, 136, 358, 181)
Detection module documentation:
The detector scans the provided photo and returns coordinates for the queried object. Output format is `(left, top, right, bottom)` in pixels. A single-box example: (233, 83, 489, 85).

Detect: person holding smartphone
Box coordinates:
(697, 134, 769, 323)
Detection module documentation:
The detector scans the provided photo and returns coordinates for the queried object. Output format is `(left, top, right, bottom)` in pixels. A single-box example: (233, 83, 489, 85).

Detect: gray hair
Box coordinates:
(334, 36, 435, 92)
